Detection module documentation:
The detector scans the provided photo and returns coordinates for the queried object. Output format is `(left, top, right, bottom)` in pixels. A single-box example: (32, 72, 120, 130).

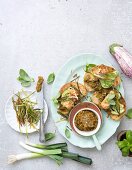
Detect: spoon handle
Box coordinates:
(92, 135, 101, 151)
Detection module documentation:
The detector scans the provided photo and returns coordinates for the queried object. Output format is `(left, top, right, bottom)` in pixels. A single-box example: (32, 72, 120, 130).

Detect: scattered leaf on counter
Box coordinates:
(47, 73, 55, 84)
(126, 108, 132, 119)
(17, 69, 34, 87)
(65, 128, 71, 139)
(45, 132, 56, 141)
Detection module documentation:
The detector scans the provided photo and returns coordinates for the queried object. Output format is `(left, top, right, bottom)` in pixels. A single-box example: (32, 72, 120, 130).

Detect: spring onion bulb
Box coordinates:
(8, 153, 44, 164)
(19, 142, 62, 155)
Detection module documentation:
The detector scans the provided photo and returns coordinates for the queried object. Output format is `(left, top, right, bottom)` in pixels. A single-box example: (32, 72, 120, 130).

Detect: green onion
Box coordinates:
(19, 142, 62, 155)
(61, 152, 92, 165)
(26, 142, 67, 149)
(8, 153, 44, 164)
(8, 142, 92, 166)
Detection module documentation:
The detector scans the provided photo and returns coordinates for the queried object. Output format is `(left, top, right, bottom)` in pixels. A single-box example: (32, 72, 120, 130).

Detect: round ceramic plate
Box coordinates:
(51, 54, 124, 148)
(5, 91, 48, 133)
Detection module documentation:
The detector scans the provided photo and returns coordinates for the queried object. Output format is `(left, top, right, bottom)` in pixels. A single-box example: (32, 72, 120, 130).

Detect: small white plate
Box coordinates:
(5, 91, 48, 133)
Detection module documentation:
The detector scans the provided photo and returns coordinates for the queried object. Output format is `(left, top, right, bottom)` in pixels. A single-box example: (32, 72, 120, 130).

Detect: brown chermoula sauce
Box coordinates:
(74, 110, 98, 131)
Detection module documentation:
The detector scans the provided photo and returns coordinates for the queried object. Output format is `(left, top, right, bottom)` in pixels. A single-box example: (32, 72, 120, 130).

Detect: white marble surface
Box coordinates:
(0, 0, 132, 170)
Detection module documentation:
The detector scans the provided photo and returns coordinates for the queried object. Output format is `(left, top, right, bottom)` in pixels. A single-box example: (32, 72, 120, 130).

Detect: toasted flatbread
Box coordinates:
(60, 82, 87, 96)
(91, 64, 115, 75)
(58, 82, 87, 117)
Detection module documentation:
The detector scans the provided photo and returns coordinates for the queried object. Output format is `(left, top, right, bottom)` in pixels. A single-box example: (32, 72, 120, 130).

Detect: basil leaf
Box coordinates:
(17, 69, 34, 87)
(130, 147, 132, 152)
(126, 130, 132, 144)
(52, 98, 58, 105)
(17, 77, 26, 83)
(19, 69, 32, 82)
(109, 100, 116, 105)
(47, 73, 55, 84)
(100, 79, 113, 88)
(84, 64, 96, 72)
(102, 71, 118, 80)
(116, 139, 128, 149)
(65, 128, 71, 139)
(126, 108, 132, 119)
(21, 81, 31, 87)
(45, 132, 55, 141)
(107, 93, 115, 102)
(121, 147, 129, 157)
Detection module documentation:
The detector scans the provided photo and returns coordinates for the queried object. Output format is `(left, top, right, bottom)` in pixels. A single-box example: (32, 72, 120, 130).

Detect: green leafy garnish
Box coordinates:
(99, 71, 118, 80)
(17, 69, 34, 87)
(109, 100, 116, 105)
(126, 108, 132, 119)
(100, 79, 113, 88)
(65, 128, 71, 139)
(84, 64, 96, 72)
(47, 73, 55, 84)
(52, 92, 61, 107)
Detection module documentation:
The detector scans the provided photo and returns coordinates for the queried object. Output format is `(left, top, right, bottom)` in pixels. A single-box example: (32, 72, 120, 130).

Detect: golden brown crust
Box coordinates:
(59, 82, 87, 96)
(91, 64, 115, 75)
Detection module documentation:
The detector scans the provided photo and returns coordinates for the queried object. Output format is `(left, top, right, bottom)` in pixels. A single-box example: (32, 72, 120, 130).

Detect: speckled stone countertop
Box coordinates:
(0, 0, 132, 170)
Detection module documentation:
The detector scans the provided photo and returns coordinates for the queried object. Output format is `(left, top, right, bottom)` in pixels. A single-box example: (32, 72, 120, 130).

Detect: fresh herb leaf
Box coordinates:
(65, 128, 71, 139)
(116, 85, 121, 91)
(121, 147, 130, 157)
(84, 64, 96, 72)
(100, 79, 113, 88)
(21, 81, 31, 87)
(101, 71, 118, 80)
(19, 69, 31, 81)
(45, 132, 55, 141)
(126, 130, 132, 143)
(52, 93, 61, 107)
(109, 100, 116, 105)
(116, 139, 128, 149)
(47, 73, 55, 84)
(17, 69, 34, 87)
(126, 108, 132, 119)
(107, 93, 115, 102)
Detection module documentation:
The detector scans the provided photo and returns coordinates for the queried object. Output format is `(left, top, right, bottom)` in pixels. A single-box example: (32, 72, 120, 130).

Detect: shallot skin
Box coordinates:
(109, 44, 132, 78)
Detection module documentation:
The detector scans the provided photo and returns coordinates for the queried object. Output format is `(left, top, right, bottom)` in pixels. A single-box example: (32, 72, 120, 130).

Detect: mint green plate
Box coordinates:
(51, 54, 124, 148)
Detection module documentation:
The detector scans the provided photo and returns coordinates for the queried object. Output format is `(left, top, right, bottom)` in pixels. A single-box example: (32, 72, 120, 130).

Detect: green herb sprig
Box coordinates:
(116, 130, 132, 157)
(17, 69, 34, 87)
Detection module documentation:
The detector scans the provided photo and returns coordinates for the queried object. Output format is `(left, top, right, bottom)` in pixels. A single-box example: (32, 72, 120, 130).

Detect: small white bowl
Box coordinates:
(73, 108, 101, 136)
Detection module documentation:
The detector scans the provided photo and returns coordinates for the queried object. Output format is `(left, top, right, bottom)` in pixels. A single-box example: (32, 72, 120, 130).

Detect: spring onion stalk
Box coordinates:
(26, 141, 67, 149)
(61, 152, 78, 160)
(8, 142, 92, 165)
(61, 152, 92, 165)
(48, 155, 63, 165)
(19, 142, 62, 155)
(74, 155, 92, 165)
